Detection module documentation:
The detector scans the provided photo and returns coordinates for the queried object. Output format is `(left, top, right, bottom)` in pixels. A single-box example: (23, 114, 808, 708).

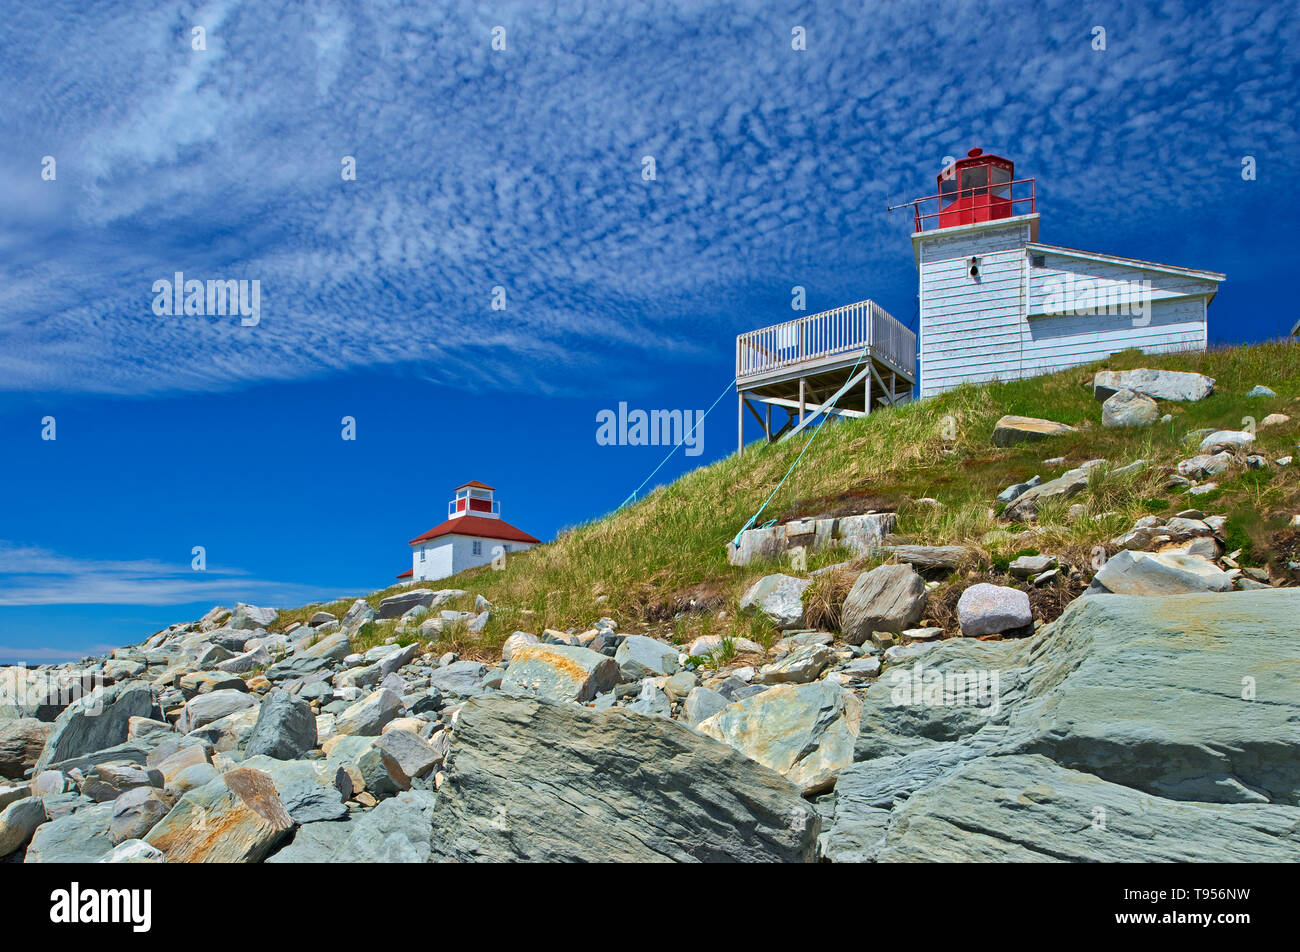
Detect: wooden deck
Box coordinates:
(736, 299, 916, 452)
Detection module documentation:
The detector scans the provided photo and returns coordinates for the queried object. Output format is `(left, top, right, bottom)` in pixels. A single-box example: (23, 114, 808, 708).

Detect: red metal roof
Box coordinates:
(396, 568, 413, 579)
(454, 480, 495, 491)
(409, 515, 540, 546)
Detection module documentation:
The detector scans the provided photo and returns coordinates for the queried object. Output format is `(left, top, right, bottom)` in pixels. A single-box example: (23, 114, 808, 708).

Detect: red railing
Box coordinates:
(912, 177, 1036, 232)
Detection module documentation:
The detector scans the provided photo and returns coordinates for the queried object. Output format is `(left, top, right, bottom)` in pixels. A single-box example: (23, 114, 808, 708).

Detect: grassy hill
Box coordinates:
(273, 341, 1300, 659)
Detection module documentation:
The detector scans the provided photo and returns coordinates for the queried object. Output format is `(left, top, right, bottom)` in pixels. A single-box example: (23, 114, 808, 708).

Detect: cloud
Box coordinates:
(0, 541, 340, 607)
(1, 0, 1297, 396)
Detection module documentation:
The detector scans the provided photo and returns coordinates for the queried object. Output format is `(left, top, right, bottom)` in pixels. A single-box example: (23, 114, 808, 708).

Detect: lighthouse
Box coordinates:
(910, 148, 1225, 399)
(399, 481, 540, 582)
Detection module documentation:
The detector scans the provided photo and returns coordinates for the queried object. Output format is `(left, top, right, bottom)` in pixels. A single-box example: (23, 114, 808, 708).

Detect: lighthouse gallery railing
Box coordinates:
(736, 299, 916, 381)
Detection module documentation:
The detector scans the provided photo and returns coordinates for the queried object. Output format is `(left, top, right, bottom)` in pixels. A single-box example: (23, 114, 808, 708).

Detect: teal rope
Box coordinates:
(617, 375, 738, 510)
(730, 342, 871, 546)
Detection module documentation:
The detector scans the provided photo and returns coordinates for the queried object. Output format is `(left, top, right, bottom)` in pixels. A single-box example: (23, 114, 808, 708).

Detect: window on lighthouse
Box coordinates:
(472, 540, 482, 555)
(991, 165, 1011, 198)
(960, 163, 988, 198)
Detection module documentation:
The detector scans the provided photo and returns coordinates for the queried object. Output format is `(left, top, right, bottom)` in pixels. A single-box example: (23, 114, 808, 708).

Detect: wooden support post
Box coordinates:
(798, 378, 806, 425)
(865, 367, 872, 415)
(764, 403, 772, 441)
(738, 392, 744, 457)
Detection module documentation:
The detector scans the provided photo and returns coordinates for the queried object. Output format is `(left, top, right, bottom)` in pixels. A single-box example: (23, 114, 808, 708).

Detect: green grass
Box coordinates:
(271, 342, 1299, 656)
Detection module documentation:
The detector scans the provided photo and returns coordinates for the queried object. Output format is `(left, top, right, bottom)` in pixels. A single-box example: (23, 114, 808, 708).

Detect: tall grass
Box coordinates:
(271, 342, 1298, 655)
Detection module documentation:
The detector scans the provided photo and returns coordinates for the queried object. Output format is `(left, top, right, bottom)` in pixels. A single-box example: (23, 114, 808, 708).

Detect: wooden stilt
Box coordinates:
(738, 392, 744, 456)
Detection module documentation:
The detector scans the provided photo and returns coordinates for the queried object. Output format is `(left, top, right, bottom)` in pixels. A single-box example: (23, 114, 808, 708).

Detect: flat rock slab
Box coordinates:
(1091, 550, 1232, 596)
(991, 415, 1074, 447)
(879, 545, 971, 571)
(429, 696, 818, 862)
(872, 754, 1300, 862)
(1094, 368, 1215, 402)
(829, 588, 1300, 862)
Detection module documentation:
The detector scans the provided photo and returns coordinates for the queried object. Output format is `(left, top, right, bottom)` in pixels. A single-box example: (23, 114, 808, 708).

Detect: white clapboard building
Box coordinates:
(398, 481, 539, 583)
(732, 147, 1227, 451)
(910, 148, 1225, 398)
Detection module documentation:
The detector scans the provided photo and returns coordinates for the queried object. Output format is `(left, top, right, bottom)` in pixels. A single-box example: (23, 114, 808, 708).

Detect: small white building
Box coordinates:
(911, 148, 1225, 398)
(399, 481, 540, 583)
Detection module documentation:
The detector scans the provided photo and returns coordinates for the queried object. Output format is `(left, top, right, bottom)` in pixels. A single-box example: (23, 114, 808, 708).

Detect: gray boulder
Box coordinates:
(335, 790, 439, 862)
(614, 635, 680, 679)
(266, 817, 354, 863)
(879, 545, 971, 571)
(499, 644, 619, 704)
(245, 690, 317, 760)
(428, 696, 819, 862)
(229, 603, 279, 631)
(956, 583, 1032, 636)
(739, 574, 811, 630)
(24, 801, 116, 862)
(1101, 388, 1159, 428)
(841, 564, 927, 646)
(0, 718, 53, 779)
(756, 644, 833, 684)
(872, 754, 1300, 862)
(681, 686, 728, 727)
(335, 689, 403, 737)
(176, 689, 257, 734)
(377, 589, 438, 619)
(697, 682, 861, 795)
(35, 681, 154, 772)
(108, 787, 173, 844)
(427, 660, 489, 697)
(0, 796, 47, 858)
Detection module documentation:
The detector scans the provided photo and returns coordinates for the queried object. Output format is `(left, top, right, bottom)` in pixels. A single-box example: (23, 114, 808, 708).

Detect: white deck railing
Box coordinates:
(736, 299, 916, 380)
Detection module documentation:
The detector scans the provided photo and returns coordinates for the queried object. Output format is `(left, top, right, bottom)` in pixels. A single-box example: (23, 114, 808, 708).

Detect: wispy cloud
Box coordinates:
(2, 0, 1296, 396)
(0, 541, 339, 607)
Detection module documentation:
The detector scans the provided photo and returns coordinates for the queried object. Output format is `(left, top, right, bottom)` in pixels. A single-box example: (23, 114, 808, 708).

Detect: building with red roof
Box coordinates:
(399, 481, 540, 582)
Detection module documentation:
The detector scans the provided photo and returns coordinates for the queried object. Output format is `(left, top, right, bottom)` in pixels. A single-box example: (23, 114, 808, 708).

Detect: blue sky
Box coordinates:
(1, 0, 1297, 662)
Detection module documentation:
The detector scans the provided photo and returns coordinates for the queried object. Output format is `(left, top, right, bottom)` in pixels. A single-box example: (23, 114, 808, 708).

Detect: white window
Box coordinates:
(419, 547, 426, 562)
(472, 540, 482, 556)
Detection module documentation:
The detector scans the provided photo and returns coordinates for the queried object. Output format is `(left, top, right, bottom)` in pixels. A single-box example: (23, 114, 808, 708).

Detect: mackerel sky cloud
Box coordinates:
(2, 0, 1296, 397)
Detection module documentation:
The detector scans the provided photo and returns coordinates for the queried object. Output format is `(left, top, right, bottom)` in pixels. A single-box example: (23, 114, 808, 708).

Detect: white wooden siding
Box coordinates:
(917, 223, 1218, 398)
(918, 220, 1035, 397)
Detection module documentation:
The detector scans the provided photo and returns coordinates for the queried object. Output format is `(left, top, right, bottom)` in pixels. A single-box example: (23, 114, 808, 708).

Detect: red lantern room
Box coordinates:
(449, 480, 500, 519)
(936, 148, 1016, 228)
